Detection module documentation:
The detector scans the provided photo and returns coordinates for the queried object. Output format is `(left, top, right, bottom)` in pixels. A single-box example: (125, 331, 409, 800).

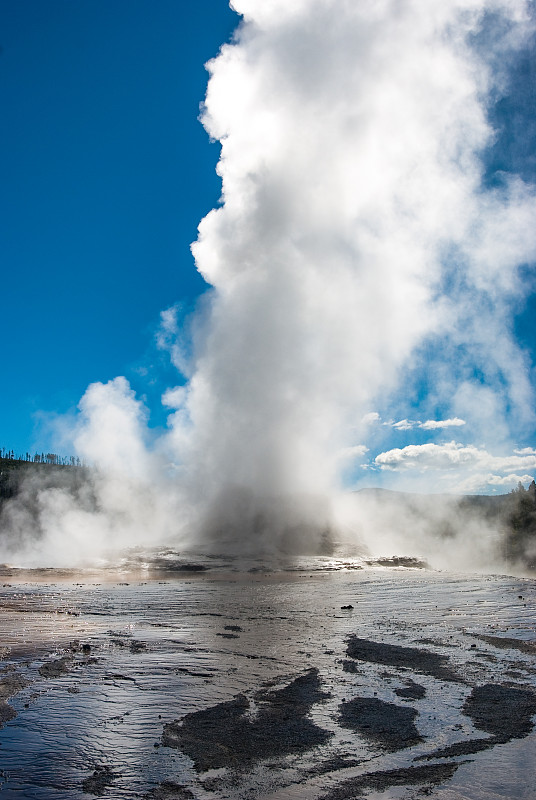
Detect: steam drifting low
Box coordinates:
(2, 0, 536, 565)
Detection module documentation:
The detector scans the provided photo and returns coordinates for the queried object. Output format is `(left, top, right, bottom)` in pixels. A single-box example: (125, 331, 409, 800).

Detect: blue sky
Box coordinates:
(1, 0, 237, 455)
(1, 1, 535, 497)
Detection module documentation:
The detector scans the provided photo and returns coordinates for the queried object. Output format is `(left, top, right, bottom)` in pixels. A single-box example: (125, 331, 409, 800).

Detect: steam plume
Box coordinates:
(2, 0, 536, 564)
(169, 0, 536, 548)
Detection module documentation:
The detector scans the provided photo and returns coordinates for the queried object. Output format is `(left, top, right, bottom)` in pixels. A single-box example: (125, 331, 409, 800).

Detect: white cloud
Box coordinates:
(362, 412, 380, 425)
(375, 441, 481, 470)
(374, 441, 536, 472)
(391, 419, 417, 431)
(420, 418, 466, 430)
(451, 472, 535, 494)
(487, 474, 534, 487)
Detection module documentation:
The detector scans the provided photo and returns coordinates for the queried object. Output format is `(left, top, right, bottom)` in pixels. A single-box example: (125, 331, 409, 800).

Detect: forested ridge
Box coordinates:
(0, 454, 83, 503)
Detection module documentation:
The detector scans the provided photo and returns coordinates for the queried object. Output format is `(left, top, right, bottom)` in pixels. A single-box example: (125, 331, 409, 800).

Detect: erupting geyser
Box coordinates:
(167, 0, 536, 552)
(2, 0, 536, 564)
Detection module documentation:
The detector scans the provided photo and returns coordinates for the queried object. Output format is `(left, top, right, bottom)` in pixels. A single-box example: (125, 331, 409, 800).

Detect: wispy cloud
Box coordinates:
(384, 418, 466, 431)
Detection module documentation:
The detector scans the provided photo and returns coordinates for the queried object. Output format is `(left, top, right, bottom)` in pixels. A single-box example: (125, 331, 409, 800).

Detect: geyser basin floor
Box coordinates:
(0, 560, 535, 799)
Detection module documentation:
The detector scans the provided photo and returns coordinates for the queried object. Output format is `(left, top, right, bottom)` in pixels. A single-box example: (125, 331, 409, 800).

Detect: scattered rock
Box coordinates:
(340, 605, 354, 610)
(38, 657, 72, 678)
(341, 659, 360, 674)
(394, 680, 426, 700)
(82, 765, 117, 796)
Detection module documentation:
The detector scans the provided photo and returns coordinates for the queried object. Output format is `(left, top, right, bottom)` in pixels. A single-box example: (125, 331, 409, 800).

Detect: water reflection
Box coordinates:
(0, 557, 534, 798)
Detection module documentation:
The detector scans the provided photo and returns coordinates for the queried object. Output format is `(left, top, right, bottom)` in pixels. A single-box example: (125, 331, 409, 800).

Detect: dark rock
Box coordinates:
(341, 659, 360, 674)
(82, 765, 117, 796)
(339, 696, 423, 750)
(162, 669, 331, 771)
(38, 657, 72, 678)
(0, 702, 17, 725)
(464, 683, 536, 740)
(417, 683, 536, 760)
(346, 636, 461, 683)
(394, 681, 426, 700)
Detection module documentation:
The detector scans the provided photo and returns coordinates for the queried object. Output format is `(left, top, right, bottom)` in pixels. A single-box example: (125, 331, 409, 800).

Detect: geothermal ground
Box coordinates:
(0, 553, 535, 799)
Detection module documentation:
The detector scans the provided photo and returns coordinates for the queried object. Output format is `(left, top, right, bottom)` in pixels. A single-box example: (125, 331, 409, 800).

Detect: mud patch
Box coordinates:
(162, 668, 331, 771)
(466, 683, 536, 738)
(339, 696, 422, 750)
(418, 682, 536, 760)
(346, 636, 461, 683)
(0, 673, 28, 726)
(318, 762, 463, 799)
(303, 754, 363, 777)
(472, 634, 536, 655)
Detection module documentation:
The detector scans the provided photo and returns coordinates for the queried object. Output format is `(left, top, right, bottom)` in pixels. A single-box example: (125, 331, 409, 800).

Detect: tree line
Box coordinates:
(0, 447, 82, 466)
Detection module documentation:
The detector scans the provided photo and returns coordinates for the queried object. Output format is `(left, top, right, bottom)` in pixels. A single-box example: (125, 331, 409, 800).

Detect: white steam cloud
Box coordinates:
(2, 0, 535, 565)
